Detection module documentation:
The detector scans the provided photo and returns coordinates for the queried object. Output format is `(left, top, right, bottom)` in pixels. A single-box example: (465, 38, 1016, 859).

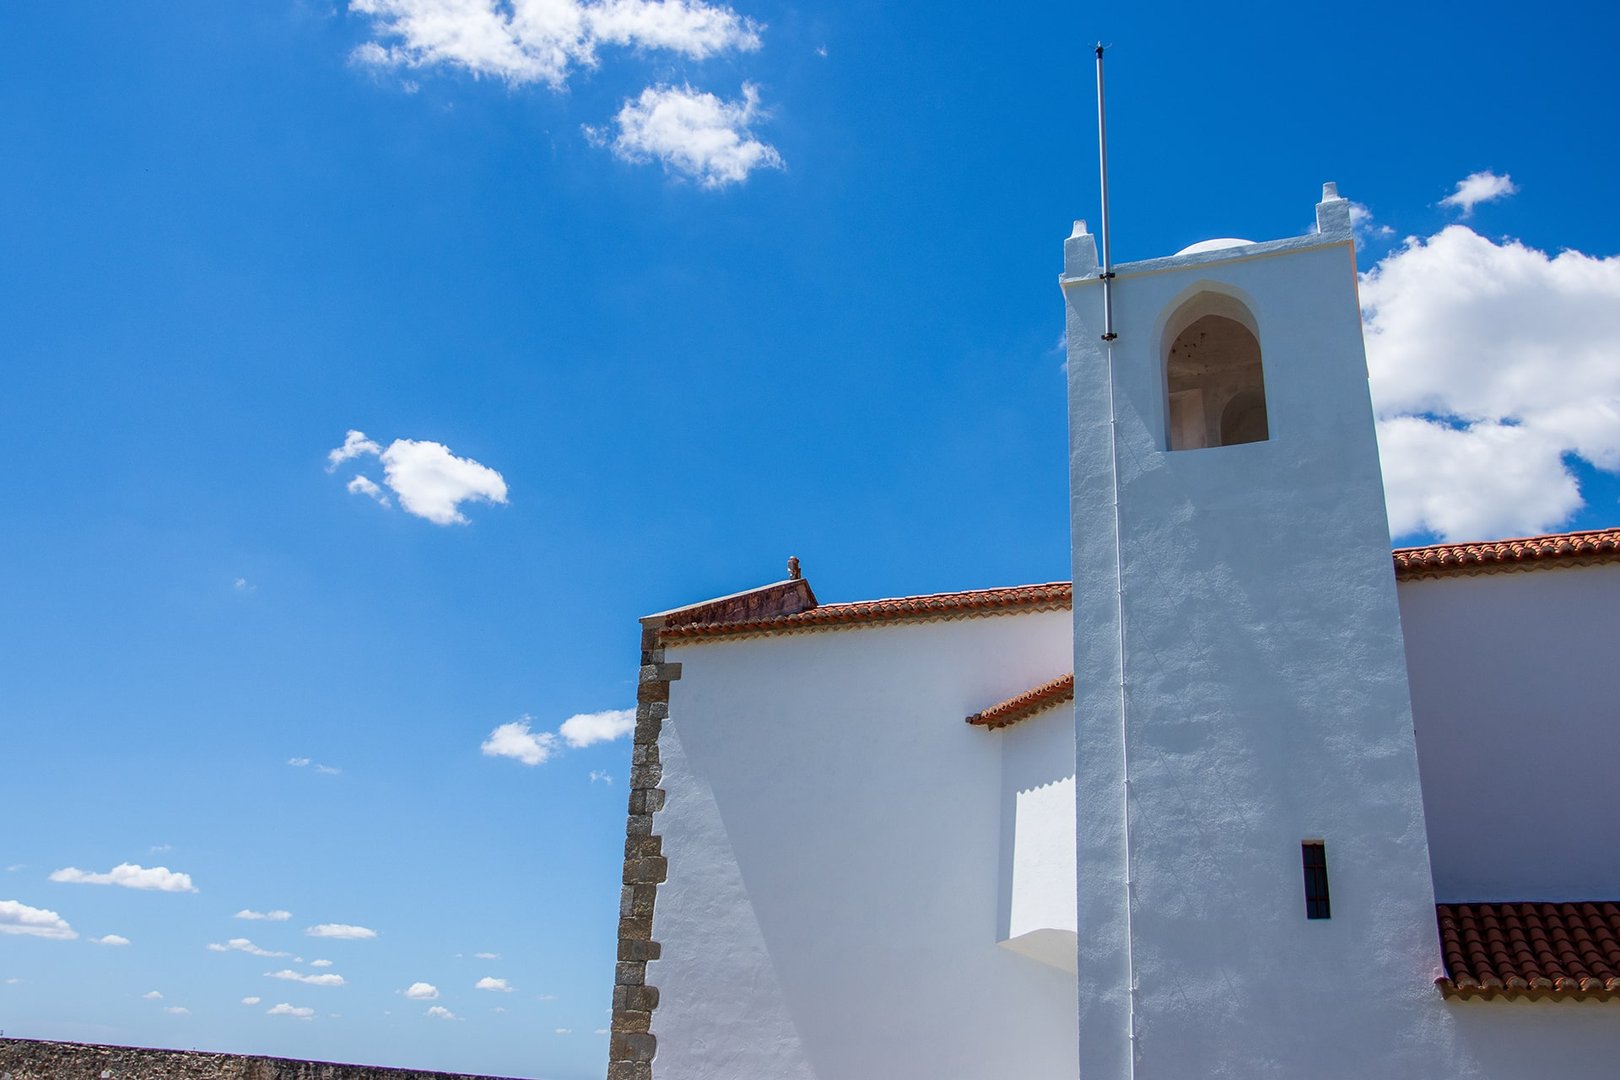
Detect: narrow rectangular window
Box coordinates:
(1302, 841, 1331, 919)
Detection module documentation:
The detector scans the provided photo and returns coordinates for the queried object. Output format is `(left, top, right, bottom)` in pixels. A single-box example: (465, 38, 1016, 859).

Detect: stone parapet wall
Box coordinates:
(0, 1038, 517, 1080)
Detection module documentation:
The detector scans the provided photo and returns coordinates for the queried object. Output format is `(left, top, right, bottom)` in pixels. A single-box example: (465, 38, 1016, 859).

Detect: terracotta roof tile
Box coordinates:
(654, 527, 1619, 644)
(1395, 527, 1620, 581)
(658, 582, 1072, 643)
(965, 673, 1075, 730)
(1436, 902, 1620, 1001)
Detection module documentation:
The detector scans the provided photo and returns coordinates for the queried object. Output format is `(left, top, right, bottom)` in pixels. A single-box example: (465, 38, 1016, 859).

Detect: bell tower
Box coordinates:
(1063, 187, 1447, 1078)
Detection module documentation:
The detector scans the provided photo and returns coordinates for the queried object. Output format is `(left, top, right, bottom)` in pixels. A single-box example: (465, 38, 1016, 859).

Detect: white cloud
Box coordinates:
(426, 1005, 460, 1020)
(379, 438, 508, 524)
(1361, 224, 1620, 540)
(1347, 201, 1393, 245)
(314, 763, 342, 775)
(476, 976, 514, 993)
(1, 899, 87, 939)
(327, 429, 382, 471)
(404, 982, 440, 1000)
(554, 1027, 572, 1035)
(1440, 170, 1518, 216)
(165, 1006, 191, 1016)
(268, 1002, 315, 1019)
(306, 923, 378, 940)
(310, 958, 333, 968)
(485, 708, 633, 766)
(328, 432, 508, 525)
(474, 951, 500, 960)
(233, 577, 256, 593)
(49, 863, 197, 893)
(589, 769, 613, 784)
(267, 969, 346, 987)
(594, 1027, 610, 1035)
(350, 0, 761, 90)
(559, 708, 635, 748)
(143, 990, 164, 1001)
(481, 717, 558, 766)
(347, 475, 390, 507)
(588, 0, 762, 57)
(591, 83, 782, 188)
(1375, 418, 1579, 542)
(207, 937, 289, 958)
(242, 996, 262, 1005)
(90, 934, 131, 946)
(235, 909, 292, 922)
(288, 757, 311, 767)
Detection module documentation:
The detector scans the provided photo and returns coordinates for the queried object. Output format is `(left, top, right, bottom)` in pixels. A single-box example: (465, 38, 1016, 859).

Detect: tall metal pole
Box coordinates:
(1095, 43, 1118, 341)
(1095, 40, 1137, 1072)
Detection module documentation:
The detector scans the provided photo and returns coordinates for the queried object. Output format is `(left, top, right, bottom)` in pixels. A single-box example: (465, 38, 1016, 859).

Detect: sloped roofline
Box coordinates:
(652, 527, 1620, 644)
(657, 581, 1072, 643)
(1392, 526, 1620, 581)
(965, 673, 1075, 730)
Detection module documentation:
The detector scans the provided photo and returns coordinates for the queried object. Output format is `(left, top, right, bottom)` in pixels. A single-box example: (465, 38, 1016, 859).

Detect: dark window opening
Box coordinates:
(1302, 841, 1331, 919)
(1164, 307, 1269, 451)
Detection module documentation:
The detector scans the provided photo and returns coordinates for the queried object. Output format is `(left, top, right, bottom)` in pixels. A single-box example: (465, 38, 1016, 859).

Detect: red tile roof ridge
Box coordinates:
(1435, 901, 1620, 1001)
(655, 526, 1620, 643)
(1395, 526, 1620, 581)
(965, 673, 1075, 730)
(660, 581, 1073, 642)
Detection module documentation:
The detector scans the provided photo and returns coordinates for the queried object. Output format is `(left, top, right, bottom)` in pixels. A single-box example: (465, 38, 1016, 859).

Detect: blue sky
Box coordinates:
(3, 2, 1618, 1077)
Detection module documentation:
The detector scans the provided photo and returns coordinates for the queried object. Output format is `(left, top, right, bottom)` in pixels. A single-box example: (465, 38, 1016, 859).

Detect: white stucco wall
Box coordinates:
(1442, 1001, 1620, 1074)
(1399, 563, 1620, 901)
(999, 701, 1077, 970)
(1064, 206, 1451, 1079)
(650, 609, 1077, 1080)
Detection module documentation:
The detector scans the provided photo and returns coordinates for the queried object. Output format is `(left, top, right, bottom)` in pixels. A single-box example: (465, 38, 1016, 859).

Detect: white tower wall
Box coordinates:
(1063, 194, 1450, 1079)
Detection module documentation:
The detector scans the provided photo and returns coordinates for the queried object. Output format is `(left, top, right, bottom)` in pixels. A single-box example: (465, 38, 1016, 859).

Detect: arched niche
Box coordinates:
(1161, 291, 1269, 451)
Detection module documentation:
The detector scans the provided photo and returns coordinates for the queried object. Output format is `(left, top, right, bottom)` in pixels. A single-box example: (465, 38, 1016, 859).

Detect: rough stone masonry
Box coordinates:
(0, 1038, 520, 1080)
(606, 619, 678, 1080)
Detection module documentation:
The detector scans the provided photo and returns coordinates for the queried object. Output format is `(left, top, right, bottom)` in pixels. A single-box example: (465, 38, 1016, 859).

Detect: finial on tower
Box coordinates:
(1065, 221, 1099, 278)
(1316, 180, 1352, 238)
(787, 556, 801, 581)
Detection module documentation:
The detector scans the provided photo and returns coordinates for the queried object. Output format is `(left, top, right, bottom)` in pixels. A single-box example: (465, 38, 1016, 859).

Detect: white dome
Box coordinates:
(1175, 237, 1255, 256)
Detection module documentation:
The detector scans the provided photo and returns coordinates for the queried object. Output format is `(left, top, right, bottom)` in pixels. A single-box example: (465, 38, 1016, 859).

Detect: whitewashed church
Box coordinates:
(604, 185, 1620, 1079)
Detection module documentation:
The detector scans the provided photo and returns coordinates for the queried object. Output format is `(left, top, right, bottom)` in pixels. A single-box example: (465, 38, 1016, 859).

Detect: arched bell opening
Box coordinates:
(1163, 296, 1269, 451)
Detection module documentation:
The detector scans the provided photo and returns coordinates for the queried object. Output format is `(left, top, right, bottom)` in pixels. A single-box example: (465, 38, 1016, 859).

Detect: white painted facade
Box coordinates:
(1000, 702, 1078, 971)
(651, 611, 1078, 1080)
(641, 564, 1620, 1078)
(1400, 563, 1620, 902)
(630, 188, 1620, 1079)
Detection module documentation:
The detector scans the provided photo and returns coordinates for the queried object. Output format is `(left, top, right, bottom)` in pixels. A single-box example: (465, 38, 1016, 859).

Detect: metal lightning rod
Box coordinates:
(1095, 43, 1117, 341)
